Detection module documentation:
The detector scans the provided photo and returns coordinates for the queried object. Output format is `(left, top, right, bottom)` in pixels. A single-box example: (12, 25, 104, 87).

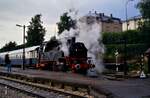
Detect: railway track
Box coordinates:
(0, 75, 93, 98)
(0, 84, 37, 98)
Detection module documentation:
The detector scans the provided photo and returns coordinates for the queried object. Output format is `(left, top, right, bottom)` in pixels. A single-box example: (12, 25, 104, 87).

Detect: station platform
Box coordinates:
(0, 66, 150, 98)
(0, 66, 100, 86)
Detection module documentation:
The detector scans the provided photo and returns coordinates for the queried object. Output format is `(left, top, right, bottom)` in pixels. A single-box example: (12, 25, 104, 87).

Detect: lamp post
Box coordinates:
(126, 0, 134, 31)
(16, 24, 27, 70)
(124, 0, 134, 75)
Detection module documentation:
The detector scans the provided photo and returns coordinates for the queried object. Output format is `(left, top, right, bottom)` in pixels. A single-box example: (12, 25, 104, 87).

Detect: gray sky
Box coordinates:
(0, 0, 140, 48)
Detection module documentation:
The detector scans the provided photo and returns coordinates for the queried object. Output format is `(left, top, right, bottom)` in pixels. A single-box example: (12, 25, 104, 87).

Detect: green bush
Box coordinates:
(104, 44, 148, 58)
(102, 30, 149, 64)
(128, 63, 140, 71)
(102, 30, 150, 45)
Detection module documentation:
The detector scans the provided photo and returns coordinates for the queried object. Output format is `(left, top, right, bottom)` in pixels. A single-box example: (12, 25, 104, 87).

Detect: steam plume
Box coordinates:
(59, 10, 105, 73)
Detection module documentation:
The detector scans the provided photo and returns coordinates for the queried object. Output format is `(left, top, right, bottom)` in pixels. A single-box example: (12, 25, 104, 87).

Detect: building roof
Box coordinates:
(0, 45, 39, 56)
(81, 11, 121, 23)
(122, 15, 142, 22)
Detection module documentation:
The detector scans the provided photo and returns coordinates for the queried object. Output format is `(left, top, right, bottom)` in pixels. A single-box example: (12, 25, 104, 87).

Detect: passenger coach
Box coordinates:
(0, 46, 39, 67)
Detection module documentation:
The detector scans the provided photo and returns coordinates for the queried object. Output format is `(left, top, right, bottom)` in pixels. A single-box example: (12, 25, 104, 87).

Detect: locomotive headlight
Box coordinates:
(57, 62, 64, 65)
(75, 64, 80, 70)
(60, 62, 64, 65)
(56, 61, 60, 65)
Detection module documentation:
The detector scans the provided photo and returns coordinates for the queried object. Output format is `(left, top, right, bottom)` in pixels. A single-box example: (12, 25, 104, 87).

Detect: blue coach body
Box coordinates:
(0, 46, 39, 67)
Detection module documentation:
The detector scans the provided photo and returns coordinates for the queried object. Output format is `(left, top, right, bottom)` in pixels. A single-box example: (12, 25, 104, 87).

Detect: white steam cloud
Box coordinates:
(77, 19, 105, 73)
(58, 10, 105, 73)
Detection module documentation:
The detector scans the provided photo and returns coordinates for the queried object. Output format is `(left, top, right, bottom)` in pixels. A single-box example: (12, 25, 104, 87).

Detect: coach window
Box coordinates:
(35, 52, 37, 58)
(30, 51, 33, 58)
(32, 52, 34, 58)
(10, 55, 13, 59)
(33, 52, 35, 58)
(27, 52, 30, 58)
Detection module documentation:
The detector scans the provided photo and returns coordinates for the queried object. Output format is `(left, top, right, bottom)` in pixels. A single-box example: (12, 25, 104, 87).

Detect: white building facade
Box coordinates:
(122, 15, 143, 31)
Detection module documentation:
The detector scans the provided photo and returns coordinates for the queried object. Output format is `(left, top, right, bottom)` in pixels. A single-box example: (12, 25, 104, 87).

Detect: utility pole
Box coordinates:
(16, 24, 27, 70)
(124, 0, 134, 75)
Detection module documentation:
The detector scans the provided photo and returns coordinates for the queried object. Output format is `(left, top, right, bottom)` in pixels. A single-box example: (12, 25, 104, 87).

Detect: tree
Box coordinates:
(44, 36, 61, 52)
(57, 12, 76, 35)
(137, 0, 150, 46)
(137, 0, 150, 20)
(26, 14, 46, 47)
(0, 41, 17, 52)
(137, 0, 150, 28)
(137, 0, 150, 73)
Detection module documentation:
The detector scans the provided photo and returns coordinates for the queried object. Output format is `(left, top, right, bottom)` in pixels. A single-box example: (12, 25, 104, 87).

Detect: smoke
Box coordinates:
(76, 16, 105, 73)
(58, 28, 78, 56)
(58, 10, 105, 73)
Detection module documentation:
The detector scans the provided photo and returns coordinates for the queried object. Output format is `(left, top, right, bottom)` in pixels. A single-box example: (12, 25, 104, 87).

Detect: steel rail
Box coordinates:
(0, 76, 92, 98)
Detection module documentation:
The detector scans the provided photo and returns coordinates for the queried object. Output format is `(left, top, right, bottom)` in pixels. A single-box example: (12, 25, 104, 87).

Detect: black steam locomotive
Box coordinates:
(37, 37, 92, 74)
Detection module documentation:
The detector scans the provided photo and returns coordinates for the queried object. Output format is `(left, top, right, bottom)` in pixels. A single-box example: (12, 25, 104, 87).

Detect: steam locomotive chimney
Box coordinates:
(67, 39, 71, 46)
(67, 37, 76, 47)
(72, 37, 76, 44)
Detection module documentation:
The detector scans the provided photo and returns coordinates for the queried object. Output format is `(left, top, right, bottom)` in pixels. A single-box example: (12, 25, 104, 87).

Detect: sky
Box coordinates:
(0, 0, 140, 48)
